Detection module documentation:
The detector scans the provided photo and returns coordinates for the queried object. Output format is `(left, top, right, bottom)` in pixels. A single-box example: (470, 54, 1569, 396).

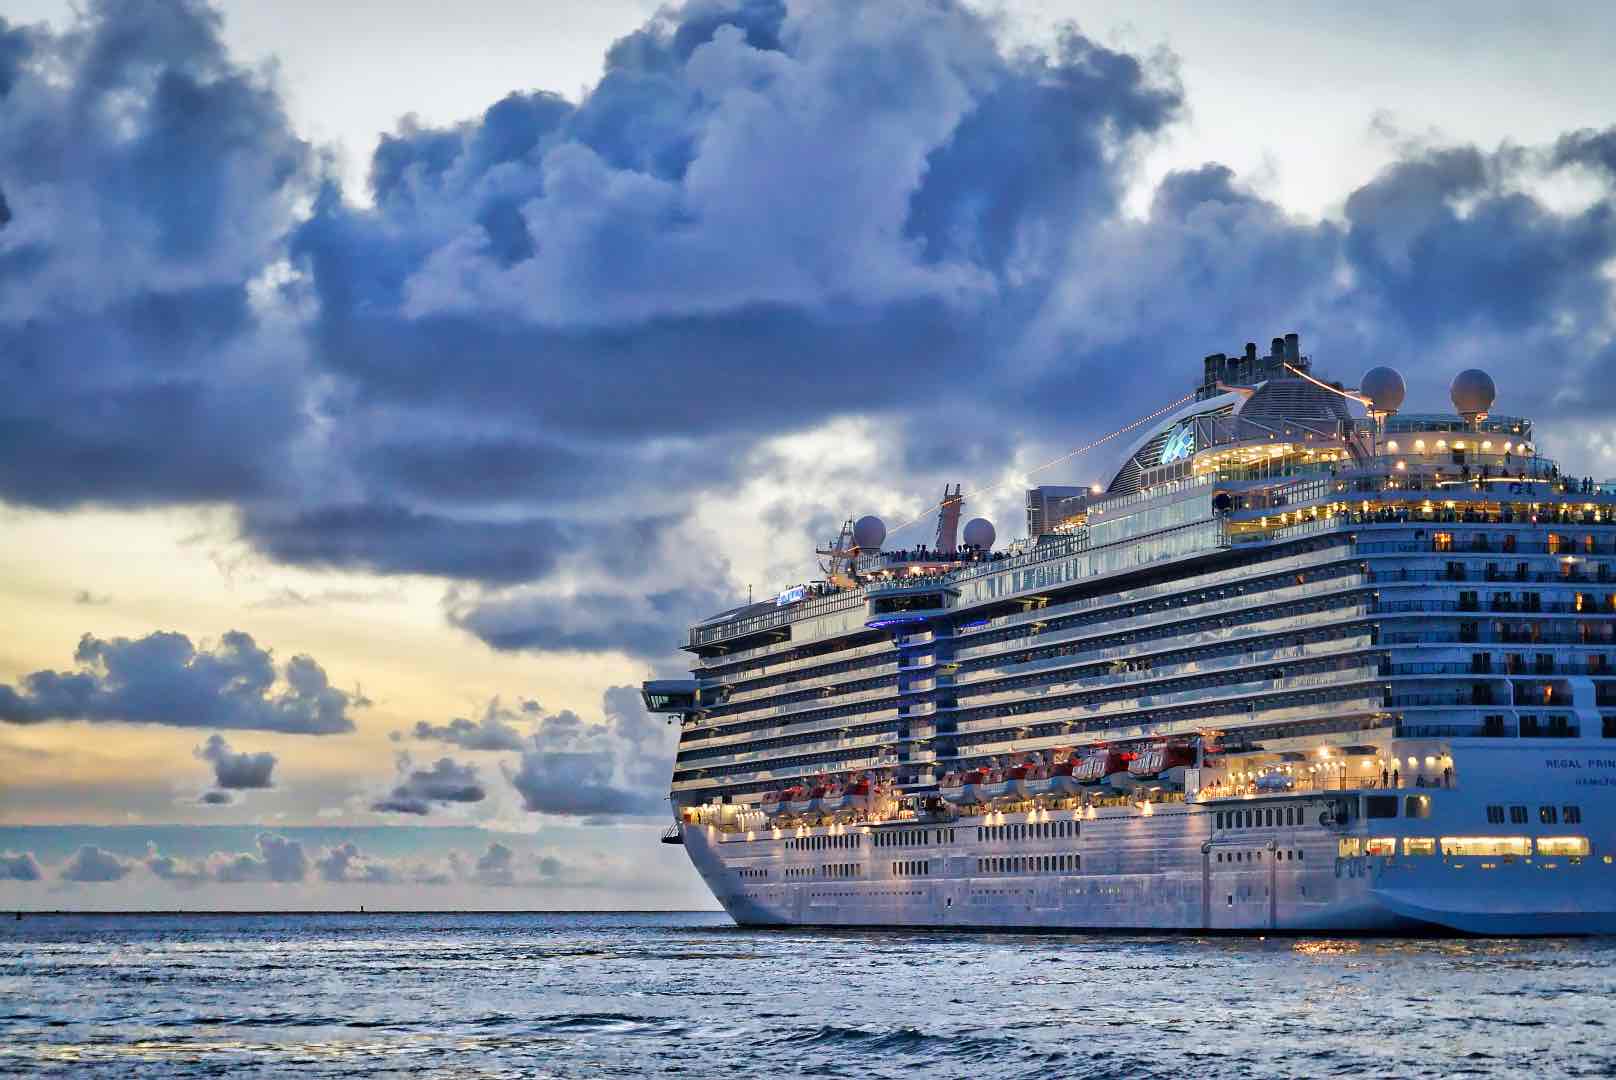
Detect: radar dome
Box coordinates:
(852, 515, 887, 550)
(1359, 366, 1405, 415)
(962, 518, 996, 551)
(1450, 369, 1496, 418)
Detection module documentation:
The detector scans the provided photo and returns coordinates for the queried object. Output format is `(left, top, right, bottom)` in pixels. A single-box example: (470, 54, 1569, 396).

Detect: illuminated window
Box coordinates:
(1440, 837, 1532, 857)
(1540, 805, 1558, 825)
(1365, 837, 1397, 856)
(1337, 838, 1362, 857)
(1537, 837, 1591, 857)
(1404, 838, 1436, 856)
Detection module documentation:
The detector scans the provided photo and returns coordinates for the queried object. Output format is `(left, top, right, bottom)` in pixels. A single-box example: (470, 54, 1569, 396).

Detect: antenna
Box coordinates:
(816, 519, 859, 589)
(934, 484, 963, 554)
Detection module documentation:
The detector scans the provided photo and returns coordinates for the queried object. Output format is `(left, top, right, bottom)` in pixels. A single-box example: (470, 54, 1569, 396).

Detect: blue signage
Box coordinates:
(1160, 424, 1196, 465)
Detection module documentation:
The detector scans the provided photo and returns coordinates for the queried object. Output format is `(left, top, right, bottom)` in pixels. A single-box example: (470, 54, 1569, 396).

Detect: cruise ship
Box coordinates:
(642, 334, 1616, 934)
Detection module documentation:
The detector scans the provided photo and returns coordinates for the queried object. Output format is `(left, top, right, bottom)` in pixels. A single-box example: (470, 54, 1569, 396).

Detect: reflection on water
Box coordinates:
(3, 913, 1614, 1078)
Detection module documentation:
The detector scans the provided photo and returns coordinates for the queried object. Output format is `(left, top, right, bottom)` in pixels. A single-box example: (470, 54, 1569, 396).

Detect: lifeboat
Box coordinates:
(1049, 757, 1083, 795)
(1073, 748, 1131, 789)
(1123, 742, 1196, 789)
(1006, 757, 1053, 799)
(817, 782, 848, 813)
(971, 767, 1010, 803)
(846, 776, 877, 813)
(760, 790, 787, 818)
(938, 771, 968, 805)
(784, 784, 815, 815)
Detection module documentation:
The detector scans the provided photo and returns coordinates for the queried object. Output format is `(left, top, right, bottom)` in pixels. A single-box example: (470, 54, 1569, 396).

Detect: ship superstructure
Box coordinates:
(643, 334, 1616, 934)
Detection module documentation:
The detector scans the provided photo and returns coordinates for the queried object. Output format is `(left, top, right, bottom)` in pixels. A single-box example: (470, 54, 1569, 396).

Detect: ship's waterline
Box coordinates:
(646, 334, 1616, 934)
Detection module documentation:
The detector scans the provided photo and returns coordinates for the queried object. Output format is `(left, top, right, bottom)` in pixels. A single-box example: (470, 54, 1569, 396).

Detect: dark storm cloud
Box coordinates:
(198, 790, 233, 805)
(1, 850, 42, 881)
(0, 1, 310, 511)
(195, 733, 277, 789)
(447, 586, 725, 659)
(2, 0, 1615, 670)
(411, 699, 529, 752)
(370, 756, 486, 815)
(0, 630, 361, 734)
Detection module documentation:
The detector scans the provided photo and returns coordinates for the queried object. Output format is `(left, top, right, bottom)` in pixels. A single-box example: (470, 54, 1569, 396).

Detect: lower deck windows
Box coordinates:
(975, 854, 1079, 874)
(1537, 837, 1591, 857)
(1403, 837, 1436, 856)
(1440, 836, 1532, 857)
(1365, 837, 1396, 857)
(892, 860, 932, 877)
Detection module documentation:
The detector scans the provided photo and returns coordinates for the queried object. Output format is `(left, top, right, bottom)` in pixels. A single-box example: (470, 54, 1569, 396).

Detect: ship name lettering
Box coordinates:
(1545, 760, 1581, 769)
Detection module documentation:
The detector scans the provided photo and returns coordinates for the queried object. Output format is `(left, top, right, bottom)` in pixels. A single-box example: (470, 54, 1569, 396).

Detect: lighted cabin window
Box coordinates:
(1433, 532, 1454, 553)
(1365, 837, 1397, 857)
(1405, 795, 1431, 819)
(1404, 838, 1436, 856)
(1540, 806, 1559, 824)
(1537, 837, 1591, 857)
(1337, 838, 1361, 857)
(1440, 837, 1531, 857)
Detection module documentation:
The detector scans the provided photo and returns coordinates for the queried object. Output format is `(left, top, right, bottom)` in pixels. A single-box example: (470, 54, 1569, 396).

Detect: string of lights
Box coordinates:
(886, 392, 1198, 537)
(1282, 361, 1370, 407)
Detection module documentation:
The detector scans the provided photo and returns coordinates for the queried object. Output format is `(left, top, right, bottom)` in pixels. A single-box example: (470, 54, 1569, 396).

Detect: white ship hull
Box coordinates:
(676, 741, 1616, 935)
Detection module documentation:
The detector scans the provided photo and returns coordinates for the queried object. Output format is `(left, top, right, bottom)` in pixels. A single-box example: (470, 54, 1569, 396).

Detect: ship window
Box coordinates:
(1405, 796, 1431, 820)
(1564, 806, 1582, 824)
(1338, 838, 1361, 857)
(1486, 805, 1505, 824)
(1537, 837, 1590, 856)
(1404, 838, 1436, 856)
(1364, 796, 1398, 819)
(1540, 806, 1559, 825)
(1509, 805, 1528, 824)
(1440, 836, 1532, 857)
(1365, 837, 1396, 857)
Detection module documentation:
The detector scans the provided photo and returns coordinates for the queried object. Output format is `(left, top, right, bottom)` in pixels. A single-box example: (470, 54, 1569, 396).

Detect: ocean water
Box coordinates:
(3, 913, 1614, 1078)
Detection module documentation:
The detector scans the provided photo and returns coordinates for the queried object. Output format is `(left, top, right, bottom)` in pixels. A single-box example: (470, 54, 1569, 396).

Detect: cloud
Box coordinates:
(502, 689, 673, 818)
(198, 790, 234, 805)
(0, 0, 312, 511)
(213, 832, 308, 883)
(370, 756, 486, 815)
(0, 0, 1613, 674)
(59, 844, 134, 883)
(72, 589, 111, 606)
(0, 630, 362, 734)
(195, 733, 277, 789)
(410, 699, 528, 752)
(130, 835, 559, 889)
(0, 850, 42, 881)
(452, 841, 563, 887)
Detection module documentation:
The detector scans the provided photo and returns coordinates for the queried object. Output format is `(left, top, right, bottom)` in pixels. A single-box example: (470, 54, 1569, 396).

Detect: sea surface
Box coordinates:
(2, 912, 1614, 1078)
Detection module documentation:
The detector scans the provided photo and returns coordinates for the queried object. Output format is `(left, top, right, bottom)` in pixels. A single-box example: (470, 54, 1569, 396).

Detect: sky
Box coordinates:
(0, 0, 1613, 911)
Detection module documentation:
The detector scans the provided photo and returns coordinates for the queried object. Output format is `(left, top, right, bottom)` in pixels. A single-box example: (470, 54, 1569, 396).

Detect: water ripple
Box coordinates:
(1, 913, 1613, 1078)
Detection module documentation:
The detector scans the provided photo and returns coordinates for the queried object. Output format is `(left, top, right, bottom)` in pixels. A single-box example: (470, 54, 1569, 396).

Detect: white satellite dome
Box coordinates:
(962, 518, 996, 551)
(1450, 369, 1496, 419)
(852, 515, 887, 550)
(1359, 366, 1405, 415)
